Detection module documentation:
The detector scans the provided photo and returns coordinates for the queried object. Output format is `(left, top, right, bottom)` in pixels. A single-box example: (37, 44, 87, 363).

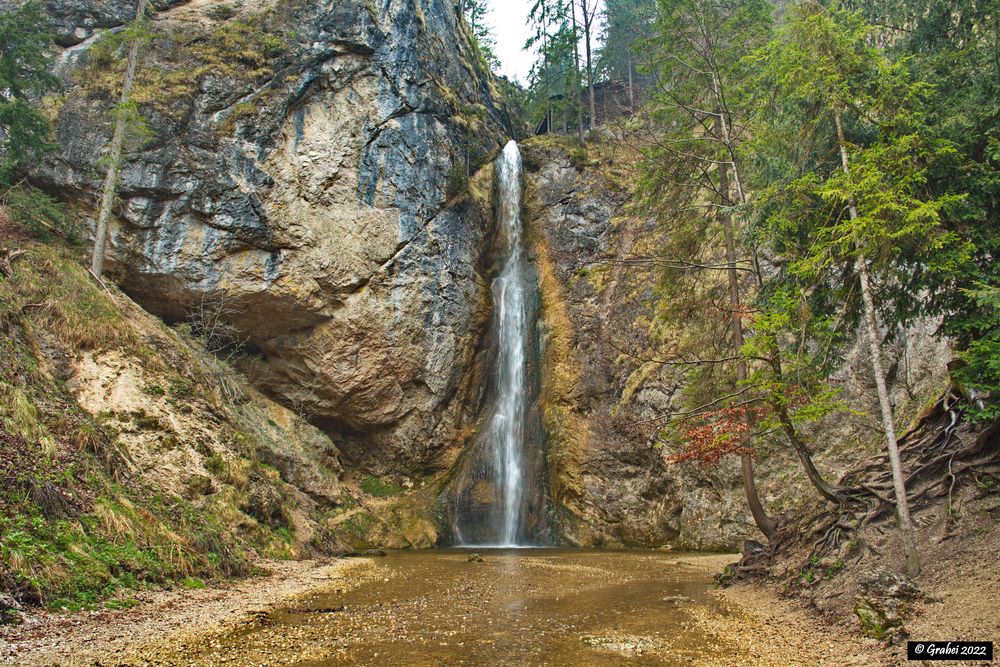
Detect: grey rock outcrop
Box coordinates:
(520, 136, 951, 550)
(33, 0, 510, 473)
(522, 138, 753, 549)
(854, 566, 921, 639)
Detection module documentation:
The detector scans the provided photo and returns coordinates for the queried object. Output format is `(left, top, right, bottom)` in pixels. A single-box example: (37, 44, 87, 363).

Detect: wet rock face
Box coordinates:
(522, 137, 949, 550)
(35, 0, 509, 471)
(522, 138, 752, 549)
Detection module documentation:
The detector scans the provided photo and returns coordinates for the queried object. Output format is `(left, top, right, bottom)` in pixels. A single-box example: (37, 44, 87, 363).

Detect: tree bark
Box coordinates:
(627, 54, 635, 113)
(833, 106, 919, 577)
(719, 160, 777, 539)
(90, 0, 146, 278)
(569, 0, 584, 146)
(544, 36, 551, 134)
(582, 0, 595, 129)
(773, 397, 846, 504)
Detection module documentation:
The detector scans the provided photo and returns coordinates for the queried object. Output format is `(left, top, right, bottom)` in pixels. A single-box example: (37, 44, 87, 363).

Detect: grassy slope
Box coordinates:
(0, 229, 355, 616)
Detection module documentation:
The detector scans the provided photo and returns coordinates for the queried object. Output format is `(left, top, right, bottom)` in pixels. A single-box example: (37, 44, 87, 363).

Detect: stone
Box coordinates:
(31, 0, 511, 481)
(854, 566, 921, 640)
(661, 595, 693, 604)
(742, 540, 767, 558)
(0, 593, 23, 625)
(857, 566, 921, 601)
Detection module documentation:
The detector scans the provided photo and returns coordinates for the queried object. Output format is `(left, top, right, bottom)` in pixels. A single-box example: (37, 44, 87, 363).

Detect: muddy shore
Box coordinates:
(1, 552, 884, 666)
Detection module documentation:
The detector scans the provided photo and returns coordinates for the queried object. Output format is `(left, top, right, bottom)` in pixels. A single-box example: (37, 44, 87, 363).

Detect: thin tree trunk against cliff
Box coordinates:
(569, 0, 584, 146)
(542, 32, 551, 134)
(833, 106, 919, 577)
(719, 160, 777, 539)
(580, 0, 595, 130)
(709, 82, 840, 508)
(768, 361, 846, 504)
(91, 0, 147, 278)
(627, 54, 635, 113)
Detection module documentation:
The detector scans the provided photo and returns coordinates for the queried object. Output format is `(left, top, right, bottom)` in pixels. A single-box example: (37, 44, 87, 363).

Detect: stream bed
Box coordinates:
(189, 549, 739, 666)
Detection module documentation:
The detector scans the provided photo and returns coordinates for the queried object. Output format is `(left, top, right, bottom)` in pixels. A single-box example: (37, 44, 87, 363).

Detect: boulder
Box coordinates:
(32, 0, 511, 475)
(854, 566, 921, 639)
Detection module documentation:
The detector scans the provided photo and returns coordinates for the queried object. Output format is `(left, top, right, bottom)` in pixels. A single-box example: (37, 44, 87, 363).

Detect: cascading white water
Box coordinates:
(490, 140, 527, 547)
(446, 139, 546, 548)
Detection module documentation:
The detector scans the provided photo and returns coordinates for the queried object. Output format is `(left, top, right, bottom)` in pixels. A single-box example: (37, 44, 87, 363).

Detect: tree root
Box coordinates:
(731, 386, 1000, 583)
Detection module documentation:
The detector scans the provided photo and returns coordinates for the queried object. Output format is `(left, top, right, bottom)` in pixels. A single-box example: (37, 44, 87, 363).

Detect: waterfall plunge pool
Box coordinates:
(186, 549, 742, 666)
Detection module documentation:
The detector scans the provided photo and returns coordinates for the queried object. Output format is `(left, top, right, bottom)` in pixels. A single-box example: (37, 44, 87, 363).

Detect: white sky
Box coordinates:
(488, 0, 537, 83)
(486, 0, 606, 84)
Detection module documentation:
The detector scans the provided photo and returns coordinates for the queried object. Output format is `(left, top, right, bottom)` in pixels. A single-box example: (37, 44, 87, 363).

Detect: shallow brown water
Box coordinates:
(207, 549, 735, 666)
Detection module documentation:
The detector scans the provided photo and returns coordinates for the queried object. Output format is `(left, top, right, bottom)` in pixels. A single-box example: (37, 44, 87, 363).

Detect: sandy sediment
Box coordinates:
(0, 553, 893, 666)
(0, 558, 373, 667)
(679, 554, 881, 666)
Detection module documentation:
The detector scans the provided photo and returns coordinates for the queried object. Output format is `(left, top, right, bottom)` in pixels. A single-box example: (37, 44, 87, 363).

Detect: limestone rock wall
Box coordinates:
(30, 0, 510, 474)
(521, 136, 952, 550)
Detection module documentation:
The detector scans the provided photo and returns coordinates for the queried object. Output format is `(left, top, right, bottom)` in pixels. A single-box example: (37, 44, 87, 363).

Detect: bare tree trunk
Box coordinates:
(773, 395, 846, 504)
(569, 0, 584, 146)
(833, 106, 919, 577)
(582, 0, 595, 130)
(718, 96, 777, 537)
(719, 160, 777, 539)
(543, 33, 551, 134)
(627, 54, 635, 113)
(91, 0, 147, 278)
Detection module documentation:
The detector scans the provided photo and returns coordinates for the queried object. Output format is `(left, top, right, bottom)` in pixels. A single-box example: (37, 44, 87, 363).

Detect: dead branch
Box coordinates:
(0, 248, 27, 279)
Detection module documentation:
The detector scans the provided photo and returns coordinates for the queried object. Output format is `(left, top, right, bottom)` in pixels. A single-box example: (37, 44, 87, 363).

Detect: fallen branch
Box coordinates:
(0, 248, 28, 279)
(87, 268, 124, 312)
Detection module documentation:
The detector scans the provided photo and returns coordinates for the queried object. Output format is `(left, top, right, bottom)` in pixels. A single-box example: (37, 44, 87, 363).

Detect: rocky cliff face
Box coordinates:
(31, 0, 510, 475)
(520, 137, 753, 549)
(520, 135, 952, 550)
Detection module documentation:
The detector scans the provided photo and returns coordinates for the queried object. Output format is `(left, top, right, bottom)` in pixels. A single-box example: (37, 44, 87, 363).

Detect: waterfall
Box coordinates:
(491, 140, 527, 546)
(444, 139, 550, 548)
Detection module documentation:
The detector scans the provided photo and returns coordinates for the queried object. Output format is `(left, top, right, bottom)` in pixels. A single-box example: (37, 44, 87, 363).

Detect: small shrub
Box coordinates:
(341, 512, 376, 538)
(167, 376, 192, 398)
(2, 185, 68, 240)
(204, 452, 226, 476)
(359, 475, 402, 498)
(446, 160, 469, 199)
(130, 409, 165, 431)
(206, 2, 238, 20)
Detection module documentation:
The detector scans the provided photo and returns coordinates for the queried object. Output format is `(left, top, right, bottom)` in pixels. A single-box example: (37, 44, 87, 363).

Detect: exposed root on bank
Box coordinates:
(731, 385, 1000, 583)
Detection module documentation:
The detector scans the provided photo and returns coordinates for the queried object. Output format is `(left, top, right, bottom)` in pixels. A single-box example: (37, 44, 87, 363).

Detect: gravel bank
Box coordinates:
(1, 558, 374, 666)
